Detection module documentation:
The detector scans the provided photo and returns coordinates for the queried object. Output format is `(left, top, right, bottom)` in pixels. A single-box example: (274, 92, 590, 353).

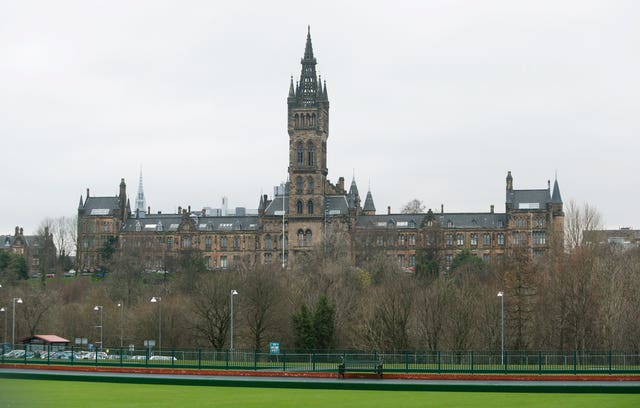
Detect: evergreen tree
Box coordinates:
(292, 304, 315, 350)
(313, 295, 335, 350)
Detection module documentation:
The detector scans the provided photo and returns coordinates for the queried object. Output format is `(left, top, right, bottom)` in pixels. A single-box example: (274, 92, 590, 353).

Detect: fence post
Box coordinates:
(504, 351, 508, 374)
(225, 349, 229, 370)
(470, 351, 474, 374)
(312, 352, 316, 372)
(405, 351, 409, 373)
(573, 350, 577, 375)
(47, 343, 51, 365)
(197, 349, 202, 370)
(254, 349, 258, 371)
(608, 350, 612, 375)
(282, 350, 286, 372)
(172, 349, 175, 367)
(437, 351, 441, 373)
(538, 351, 542, 374)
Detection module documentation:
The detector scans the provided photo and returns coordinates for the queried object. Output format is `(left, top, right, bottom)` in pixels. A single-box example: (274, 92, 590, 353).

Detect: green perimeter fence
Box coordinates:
(2, 344, 640, 375)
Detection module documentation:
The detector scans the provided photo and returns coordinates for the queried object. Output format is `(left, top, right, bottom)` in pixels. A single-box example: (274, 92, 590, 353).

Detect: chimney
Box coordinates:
(14, 226, 19, 236)
(338, 177, 345, 192)
(387, 206, 391, 215)
(188, 205, 191, 213)
(19, 227, 23, 236)
(490, 205, 494, 214)
(202, 208, 206, 216)
(178, 206, 182, 214)
(441, 204, 444, 213)
(147, 206, 150, 214)
(86, 188, 90, 198)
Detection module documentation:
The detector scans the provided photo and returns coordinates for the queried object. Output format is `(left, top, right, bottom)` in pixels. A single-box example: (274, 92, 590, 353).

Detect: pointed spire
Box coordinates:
(288, 76, 295, 98)
(78, 195, 84, 209)
(363, 190, 376, 214)
(323, 80, 328, 100)
(136, 170, 146, 215)
(552, 177, 563, 203)
(303, 25, 314, 60)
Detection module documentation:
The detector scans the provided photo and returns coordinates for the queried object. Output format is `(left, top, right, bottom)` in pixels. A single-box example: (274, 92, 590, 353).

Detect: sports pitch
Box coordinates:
(1, 379, 639, 408)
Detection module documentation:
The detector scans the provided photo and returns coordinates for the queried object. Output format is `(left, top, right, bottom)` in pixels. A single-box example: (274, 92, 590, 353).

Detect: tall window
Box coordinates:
(297, 229, 304, 246)
(307, 142, 315, 166)
(296, 176, 303, 193)
(296, 142, 304, 165)
(456, 234, 464, 246)
(470, 233, 478, 246)
(265, 235, 273, 250)
(533, 231, 546, 245)
(483, 233, 491, 246)
(296, 200, 303, 215)
(497, 233, 505, 246)
(220, 256, 227, 268)
(220, 236, 228, 249)
(307, 176, 314, 193)
(409, 234, 416, 246)
(233, 236, 240, 249)
(205, 237, 212, 250)
(446, 234, 453, 246)
(307, 199, 314, 214)
(305, 229, 312, 246)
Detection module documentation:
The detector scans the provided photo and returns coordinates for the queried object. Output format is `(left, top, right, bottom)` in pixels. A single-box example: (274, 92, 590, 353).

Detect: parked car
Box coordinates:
(149, 355, 178, 361)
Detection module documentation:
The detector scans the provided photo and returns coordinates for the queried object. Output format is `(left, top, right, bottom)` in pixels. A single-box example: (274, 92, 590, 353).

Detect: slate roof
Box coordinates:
(82, 196, 120, 216)
(122, 214, 260, 232)
(363, 191, 376, 212)
(264, 196, 288, 216)
(506, 189, 551, 210)
(356, 212, 508, 229)
(325, 195, 349, 215)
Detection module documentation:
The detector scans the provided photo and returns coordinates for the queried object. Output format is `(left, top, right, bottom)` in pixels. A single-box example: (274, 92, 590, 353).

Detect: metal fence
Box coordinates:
(2, 344, 639, 374)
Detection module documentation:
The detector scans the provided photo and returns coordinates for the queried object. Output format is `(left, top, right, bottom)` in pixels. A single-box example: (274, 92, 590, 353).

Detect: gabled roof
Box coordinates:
(507, 189, 550, 210)
(438, 213, 507, 229)
(22, 334, 70, 343)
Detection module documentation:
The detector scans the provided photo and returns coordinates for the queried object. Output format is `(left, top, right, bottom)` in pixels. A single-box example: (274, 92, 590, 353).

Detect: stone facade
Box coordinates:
(76, 29, 564, 274)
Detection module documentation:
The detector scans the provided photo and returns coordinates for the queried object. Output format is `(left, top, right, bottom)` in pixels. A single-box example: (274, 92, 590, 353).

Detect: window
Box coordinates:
(305, 229, 312, 246)
(220, 236, 228, 249)
(533, 231, 546, 245)
(182, 236, 191, 248)
(447, 220, 453, 228)
(483, 233, 491, 246)
(409, 255, 415, 267)
(445, 254, 453, 269)
(470, 233, 478, 246)
(446, 234, 453, 246)
(513, 232, 526, 245)
(167, 237, 173, 250)
(220, 256, 228, 268)
(397, 255, 405, 267)
(296, 176, 303, 193)
(514, 218, 525, 228)
(409, 234, 416, 246)
(296, 142, 304, 165)
(376, 236, 384, 246)
(205, 256, 211, 268)
(264, 253, 273, 263)
(307, 176, 314, 193)
(497, 233, 505, 246)
(307, 199, 314, 214)
(533, 249, 545, 258)
(265, 235, 273, 250)
(535, 218, 545, 228)
(296, 200, 303, 215)
(233, 236, 240, 249)
(307, 142, 315, 166)
(456, 234, 464, 246)
(297, 229, 304, 246)
(398, 234, 405, 246)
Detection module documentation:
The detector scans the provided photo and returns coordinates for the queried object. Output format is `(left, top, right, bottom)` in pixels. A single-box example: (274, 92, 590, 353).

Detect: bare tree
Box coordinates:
(565, 200, 602, 249)
(190, 272, 234, 349)
(416, 277, 450, 351)
(401, 199, 425, 214)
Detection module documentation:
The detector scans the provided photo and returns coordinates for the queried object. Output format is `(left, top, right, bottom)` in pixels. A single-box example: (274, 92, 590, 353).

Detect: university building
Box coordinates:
(76, 29, 564, 273)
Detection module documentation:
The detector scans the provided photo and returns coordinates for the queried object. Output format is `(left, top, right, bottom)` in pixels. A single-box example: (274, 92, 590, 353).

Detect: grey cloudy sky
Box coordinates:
(2, 0, 639, 234)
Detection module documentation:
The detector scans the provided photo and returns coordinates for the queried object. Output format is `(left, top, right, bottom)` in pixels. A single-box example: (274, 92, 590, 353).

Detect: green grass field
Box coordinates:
(0, 379, 638, 408)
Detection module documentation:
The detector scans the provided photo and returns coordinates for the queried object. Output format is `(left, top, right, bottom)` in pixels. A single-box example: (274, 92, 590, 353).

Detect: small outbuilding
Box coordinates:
(21, 335, 70, 352)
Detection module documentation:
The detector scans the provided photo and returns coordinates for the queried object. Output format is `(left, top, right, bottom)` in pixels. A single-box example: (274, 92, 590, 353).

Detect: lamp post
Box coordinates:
(497, 291, 504, 366)
(230, 290, 238, 350)
(117, 301, 124, 348)
(12, 298, 23, 347)
(0, 307, 6, 346)
(94, 305, 103, 352)
(150, 297, 162, 351)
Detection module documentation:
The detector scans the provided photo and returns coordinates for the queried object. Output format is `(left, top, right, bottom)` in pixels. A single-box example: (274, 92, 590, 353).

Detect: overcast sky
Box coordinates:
(2, 0, 639, 234)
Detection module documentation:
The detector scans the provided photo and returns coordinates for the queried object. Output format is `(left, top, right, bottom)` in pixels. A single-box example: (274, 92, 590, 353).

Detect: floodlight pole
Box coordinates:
(497, 291, 504, 366)
(0, 307, 7, 346)
(150, 297, 162, 351)
(230, 290, 238, 350)
(94, 305, 103, 352)
(117, 301, 124, 348)
(12, 298, 23, 347)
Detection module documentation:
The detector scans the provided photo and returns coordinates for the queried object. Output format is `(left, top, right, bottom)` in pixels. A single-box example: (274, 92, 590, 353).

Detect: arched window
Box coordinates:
(296, 142, 304, 165)
(307, 176, 314, 193)
(265, 235, 272, 250)
(307, 199, 314, 214)
(296, 200, 303, 215)
(294, 113, 299, 128)
(297, 229, 304, 246)
(311, 113, 316, 127)
(296, 176, 303, 193)
(307, 142, 315, 166)
(305, 229, 312, 246)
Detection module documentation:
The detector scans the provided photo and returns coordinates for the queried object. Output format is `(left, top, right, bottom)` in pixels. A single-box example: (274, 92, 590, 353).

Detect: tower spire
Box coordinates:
(136, 169, 147, 216)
